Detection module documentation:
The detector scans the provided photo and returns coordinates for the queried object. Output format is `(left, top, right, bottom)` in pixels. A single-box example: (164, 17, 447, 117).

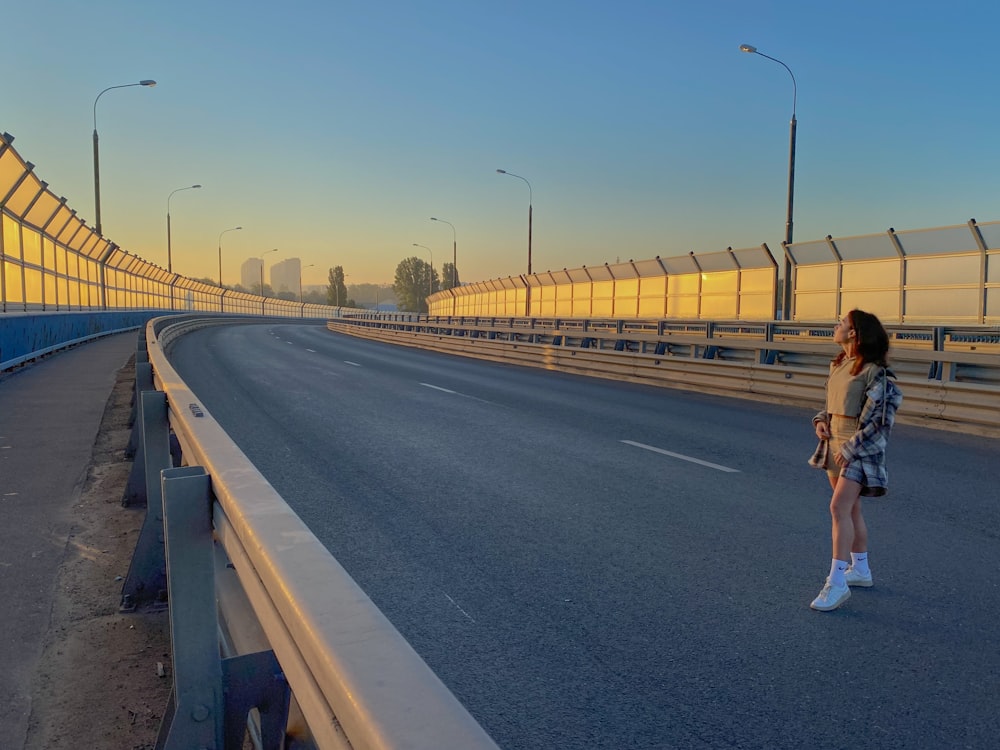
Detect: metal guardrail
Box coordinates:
(328, 316, 1000, 436)
(123, 317, 499, 749)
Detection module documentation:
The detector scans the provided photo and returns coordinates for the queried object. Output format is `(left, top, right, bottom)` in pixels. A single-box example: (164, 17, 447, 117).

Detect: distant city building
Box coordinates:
(270, 258, 301, 295)
(240, 258, 263, 290)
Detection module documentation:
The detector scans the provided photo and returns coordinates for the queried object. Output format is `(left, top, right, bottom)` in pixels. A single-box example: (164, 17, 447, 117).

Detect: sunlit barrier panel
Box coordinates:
(987, 224, 1000, 324)
(840, 258, 902, 322)
(24, 188, 61, 230)
(591, 280, 614, 317)
(0, 143, 27, 200)
(904, 253, 983, 323)
(23, 225, 41, 266)
(43, 269, 57, 307)
(3, 260, 22, 304)
(513, 285, 527, 317)
(699, 270, 739, 320)
(24, 264, 42, 308)
(738, 267, 776, 320)
(634, 277, 662, 318)
(667, 274, 700, 318)
(570, 281, 592, 318)
(535, 287, 555, 317)
(553, 273, 575, 317)
(5, 170, 44, 219)
(794, 263, 838, 321)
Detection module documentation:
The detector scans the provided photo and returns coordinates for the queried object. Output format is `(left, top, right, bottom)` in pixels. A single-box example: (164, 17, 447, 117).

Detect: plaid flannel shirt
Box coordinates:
(808, 367, 903, 496)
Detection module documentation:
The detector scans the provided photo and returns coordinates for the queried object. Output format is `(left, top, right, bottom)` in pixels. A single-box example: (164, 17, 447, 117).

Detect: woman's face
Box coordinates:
(833, 314, 855, 345)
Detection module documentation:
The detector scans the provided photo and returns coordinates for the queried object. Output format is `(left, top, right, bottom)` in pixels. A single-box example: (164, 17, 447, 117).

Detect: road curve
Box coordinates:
(169, 323, 1000, 750)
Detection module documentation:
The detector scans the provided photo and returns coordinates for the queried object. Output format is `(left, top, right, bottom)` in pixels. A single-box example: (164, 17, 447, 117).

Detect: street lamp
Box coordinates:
(412, 243, 434, 297)
(496, 169, 533, 276)
(92, 79, 156, 236)
(300, 263, 315, 303)
(217, 226, 242, 286)
(166, 184, 202, 274)
(430, 217, 457, 289)
(261, 248, 279, 314)
(740, 43, 797, 319)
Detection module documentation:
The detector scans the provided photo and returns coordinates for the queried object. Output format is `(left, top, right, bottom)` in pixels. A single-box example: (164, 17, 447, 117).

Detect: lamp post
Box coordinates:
(217, 226, 242, 287)
(430, 217, 457, 289)
(261, 248, 278, 314)
(92, 79, 156, 236)
(412, 243, 434, 298)
(740, 43, 797, 319)
(166, 184, 202, 274)
(299, 263, 315, 303)
(496, 169, 532, 276)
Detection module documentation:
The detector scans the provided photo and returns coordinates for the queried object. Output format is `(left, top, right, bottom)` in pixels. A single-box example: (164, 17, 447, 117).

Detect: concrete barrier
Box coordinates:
(0, 311, 155, 371)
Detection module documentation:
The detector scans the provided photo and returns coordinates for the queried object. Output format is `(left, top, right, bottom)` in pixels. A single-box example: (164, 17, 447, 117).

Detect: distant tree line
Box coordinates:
(196, 253, 463, 312)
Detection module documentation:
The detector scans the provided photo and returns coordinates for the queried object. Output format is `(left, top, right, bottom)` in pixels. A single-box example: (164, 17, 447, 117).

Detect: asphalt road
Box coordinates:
(169, 323, 1000, 750)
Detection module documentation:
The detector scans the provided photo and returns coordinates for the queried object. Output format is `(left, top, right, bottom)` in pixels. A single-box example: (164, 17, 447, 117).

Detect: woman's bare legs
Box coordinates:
(830, 477, 863, 561)
(850, 499, 868, 554)
(811, 475, 863, 610)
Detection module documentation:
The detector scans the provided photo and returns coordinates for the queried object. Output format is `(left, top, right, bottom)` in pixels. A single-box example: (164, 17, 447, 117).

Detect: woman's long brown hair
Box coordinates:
(833, 309, 890, 374)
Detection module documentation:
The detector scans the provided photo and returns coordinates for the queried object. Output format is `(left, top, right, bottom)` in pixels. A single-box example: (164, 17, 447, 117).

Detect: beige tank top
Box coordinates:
(826, 357, 873, 417)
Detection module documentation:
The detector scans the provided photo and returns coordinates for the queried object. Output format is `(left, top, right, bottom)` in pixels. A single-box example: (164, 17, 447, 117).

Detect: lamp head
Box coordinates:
(739, 44, 757, 54)
(496, 169, 507, 174)
(140, 80, 157, 87)
(431, 217, 438, 221)
(192, 184, 202, 189)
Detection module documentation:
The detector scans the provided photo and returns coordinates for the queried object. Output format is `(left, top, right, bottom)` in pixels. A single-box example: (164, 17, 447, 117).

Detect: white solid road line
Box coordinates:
(621, 440, 740, 473)
(420, 382, 457, 394)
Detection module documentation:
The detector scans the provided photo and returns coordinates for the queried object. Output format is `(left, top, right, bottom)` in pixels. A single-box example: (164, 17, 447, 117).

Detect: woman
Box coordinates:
(807, 309, 903, 612)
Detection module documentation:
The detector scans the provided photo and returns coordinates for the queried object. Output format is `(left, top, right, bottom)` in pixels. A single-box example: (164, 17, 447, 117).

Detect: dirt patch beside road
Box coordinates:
(24, 359, 172, 750)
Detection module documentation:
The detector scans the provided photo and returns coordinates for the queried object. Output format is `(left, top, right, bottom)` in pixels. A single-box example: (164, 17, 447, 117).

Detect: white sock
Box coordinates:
(829, 559, 849, 587)
(851, 552, 870, 575)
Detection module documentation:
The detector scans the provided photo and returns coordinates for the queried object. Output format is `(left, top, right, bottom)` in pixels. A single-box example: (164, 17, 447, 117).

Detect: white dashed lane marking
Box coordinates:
(443, 591, 476, 623)
(621, 440, 739, 473)
(420, 383, 457, 394)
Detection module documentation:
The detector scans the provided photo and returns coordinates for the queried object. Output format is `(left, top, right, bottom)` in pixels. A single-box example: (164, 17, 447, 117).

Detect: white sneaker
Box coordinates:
(810, 581, 851, 611)
(845, 567, 873, 588)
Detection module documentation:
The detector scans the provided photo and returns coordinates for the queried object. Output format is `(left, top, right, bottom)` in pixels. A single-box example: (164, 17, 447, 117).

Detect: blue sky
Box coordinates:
(3, 1, 997, 286)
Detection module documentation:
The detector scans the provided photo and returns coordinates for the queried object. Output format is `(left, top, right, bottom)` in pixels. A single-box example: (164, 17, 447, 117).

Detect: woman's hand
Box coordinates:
(815, 421, 830, 440)
(834, 451, 848, 467)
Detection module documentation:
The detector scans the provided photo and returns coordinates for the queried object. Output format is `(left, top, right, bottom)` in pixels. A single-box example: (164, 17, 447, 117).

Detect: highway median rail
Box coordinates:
(327, 314, 1000, 437)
